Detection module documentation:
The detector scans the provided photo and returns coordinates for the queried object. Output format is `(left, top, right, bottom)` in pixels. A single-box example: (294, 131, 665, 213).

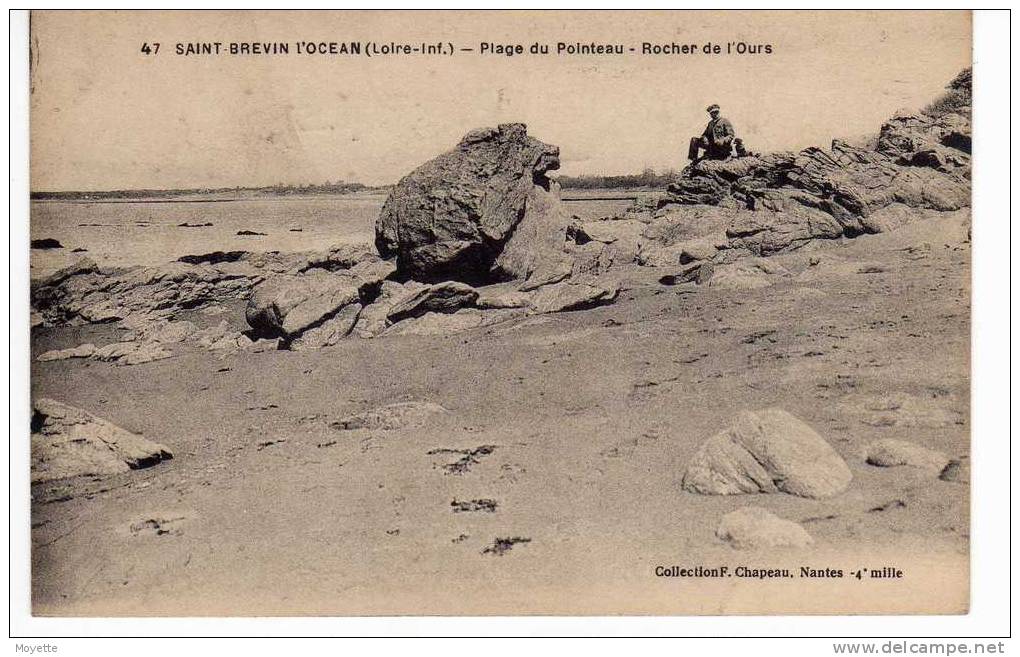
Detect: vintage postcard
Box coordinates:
(27, 10, 972, 616)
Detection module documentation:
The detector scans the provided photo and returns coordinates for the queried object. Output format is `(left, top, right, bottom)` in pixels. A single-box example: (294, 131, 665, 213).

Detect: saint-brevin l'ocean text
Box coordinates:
(156, 40, 774, 58)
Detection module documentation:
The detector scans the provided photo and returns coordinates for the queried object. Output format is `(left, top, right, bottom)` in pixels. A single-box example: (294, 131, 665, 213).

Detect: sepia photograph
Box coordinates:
(12, 7, 1006, 636)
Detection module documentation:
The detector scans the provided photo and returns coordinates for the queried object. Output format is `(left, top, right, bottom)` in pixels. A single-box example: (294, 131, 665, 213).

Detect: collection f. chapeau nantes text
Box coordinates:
(147, 40, 774, 58)
(654, 565, 906, 580)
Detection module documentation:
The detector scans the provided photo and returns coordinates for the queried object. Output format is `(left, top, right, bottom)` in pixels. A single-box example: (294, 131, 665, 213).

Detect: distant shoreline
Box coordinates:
(30, 189, 391, 204)
(31, 187, 657, 204)
(29, 183, 385, 202)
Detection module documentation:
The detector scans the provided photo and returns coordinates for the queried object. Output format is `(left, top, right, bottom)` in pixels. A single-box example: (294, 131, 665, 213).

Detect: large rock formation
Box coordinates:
(375, 123, 570, 283)
(31, 398, 173, 482)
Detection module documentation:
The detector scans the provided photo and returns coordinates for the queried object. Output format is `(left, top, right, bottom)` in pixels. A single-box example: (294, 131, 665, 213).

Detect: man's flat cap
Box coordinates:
(706, 103, 720, 112)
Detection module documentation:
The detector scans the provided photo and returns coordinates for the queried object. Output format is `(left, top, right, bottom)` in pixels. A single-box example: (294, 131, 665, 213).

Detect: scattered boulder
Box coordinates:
(245, 258, 396, 346)
(177, 250, 246, 265)
(93, 341, 173, 366)
(290, 303, 362, 351)
(299, 241, 380, 273)
(385, 281, 479, 324)
(636, 242, 690, 268)
(658, 262, 713, 287)
(939, 457, 970, 483)
(37, 343, 97, 362)
(518, 258, 574, 291)
(716, 507, 814, 549)
(864, 439, 951, 473)
(246, 271, 361, 340)
(475, 285, 532, 309)
(682, 408, 852, 499)
(31, 398, 172, 483)
(568, 218, 645, 248)
(353, 280, 427, 338)
(31, 238, 63, 250)
(375, 123, 566, 283)
(527, 279, 619, 314)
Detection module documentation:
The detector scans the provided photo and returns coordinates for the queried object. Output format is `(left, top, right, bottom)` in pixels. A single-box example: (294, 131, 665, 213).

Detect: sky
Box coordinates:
(30, 10, 971, 190)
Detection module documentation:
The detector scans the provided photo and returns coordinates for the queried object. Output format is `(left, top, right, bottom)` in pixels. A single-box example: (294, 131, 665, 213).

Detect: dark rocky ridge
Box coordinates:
(615, 82, 971, 265)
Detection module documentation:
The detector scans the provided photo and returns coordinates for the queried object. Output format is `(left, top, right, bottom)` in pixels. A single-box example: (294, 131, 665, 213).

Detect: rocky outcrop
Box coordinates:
(375, 123, 569, 283)
(716, 507, 814, 549)
(31, 398, 172, 483)
(620, 71, 971, 266)
(30, 243, 388, 331)
(36, 343, 97, 362)
(31, 257, 260, 328)
(245, 259, 395, 345)
(35, 340, 175, 367)
(682, 408, 852, 499)
(92, 341, 173, 366)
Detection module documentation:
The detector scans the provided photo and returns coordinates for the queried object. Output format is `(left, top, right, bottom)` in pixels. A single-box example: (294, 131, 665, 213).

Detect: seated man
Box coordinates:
(688, 103, 735, 161)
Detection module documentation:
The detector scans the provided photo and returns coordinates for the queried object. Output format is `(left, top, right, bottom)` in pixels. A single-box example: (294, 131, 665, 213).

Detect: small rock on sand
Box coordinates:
(682, 408, 852, 499)
(31, 398, 173, 482)
(716, 507, 814, 549)
(37, 343, 97, 362)
(939, 457, 970, 483)
(865, 439, 951, 472)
